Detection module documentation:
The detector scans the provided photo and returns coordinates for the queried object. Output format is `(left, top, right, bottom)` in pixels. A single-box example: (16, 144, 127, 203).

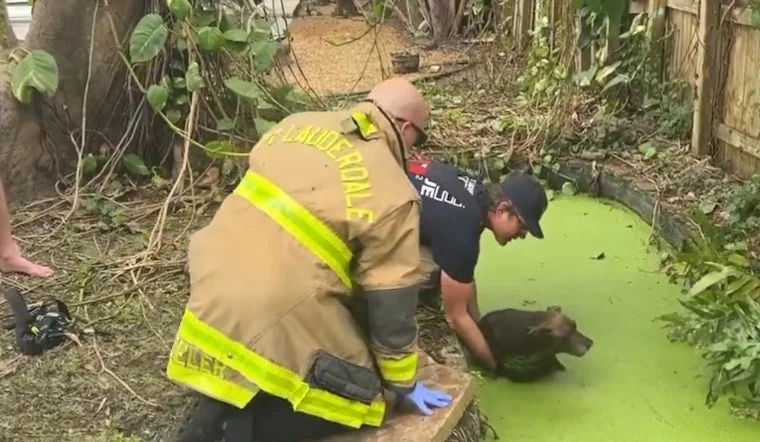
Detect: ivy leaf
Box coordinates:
(197, 27, 225, 52)
(254, 118, 277, 137)
(252, 40, 279, 72)
(129, 14, 168, 63)
(122, 153, 151, 177)
(216, 117, 235, 131)
(223, 28, 249, 42)
(146, 84, 169, 110)
(224, 76, 262, 101)
(11, 50, 59, 104)
(185, 62, 204, 92)
(166, 109, 182, 124)
(82, 153, 98, 176)
(167, 0, 192, 21)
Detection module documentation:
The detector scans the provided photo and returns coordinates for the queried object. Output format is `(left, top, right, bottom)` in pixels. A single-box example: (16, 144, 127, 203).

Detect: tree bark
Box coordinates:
(0, 0, 19, 48)
(0, 0, 145, 203)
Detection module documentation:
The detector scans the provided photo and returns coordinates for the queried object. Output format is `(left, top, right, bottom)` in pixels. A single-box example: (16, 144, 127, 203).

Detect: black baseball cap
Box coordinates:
(499, 171, 548, 239)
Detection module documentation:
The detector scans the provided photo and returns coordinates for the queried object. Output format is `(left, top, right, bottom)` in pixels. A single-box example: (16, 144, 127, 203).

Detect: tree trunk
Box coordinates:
(0, 0, 145, 203)
(335, 0, 360, 16)
(0, 0, 19, 48)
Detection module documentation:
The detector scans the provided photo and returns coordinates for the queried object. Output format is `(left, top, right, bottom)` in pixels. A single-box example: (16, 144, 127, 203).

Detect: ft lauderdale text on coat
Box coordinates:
(262, 122, 376, 223)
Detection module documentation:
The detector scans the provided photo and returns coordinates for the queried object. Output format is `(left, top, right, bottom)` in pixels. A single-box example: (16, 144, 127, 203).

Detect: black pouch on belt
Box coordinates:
(306, 349, 382, 405)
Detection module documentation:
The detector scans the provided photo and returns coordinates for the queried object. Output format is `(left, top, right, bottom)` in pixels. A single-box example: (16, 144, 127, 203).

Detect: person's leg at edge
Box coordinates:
(0, 179, 53, 277)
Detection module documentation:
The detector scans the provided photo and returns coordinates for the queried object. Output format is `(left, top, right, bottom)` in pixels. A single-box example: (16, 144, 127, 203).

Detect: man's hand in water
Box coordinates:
(0, 241, 53, 278)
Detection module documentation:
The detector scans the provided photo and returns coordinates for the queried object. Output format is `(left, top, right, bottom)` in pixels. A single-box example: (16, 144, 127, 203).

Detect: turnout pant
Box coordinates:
(177, 391, 356, 442)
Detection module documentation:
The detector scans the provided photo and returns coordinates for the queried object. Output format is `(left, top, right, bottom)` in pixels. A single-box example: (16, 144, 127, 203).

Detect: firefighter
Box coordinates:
(406, 158, 548, 371)
(168, 78, 452, 442)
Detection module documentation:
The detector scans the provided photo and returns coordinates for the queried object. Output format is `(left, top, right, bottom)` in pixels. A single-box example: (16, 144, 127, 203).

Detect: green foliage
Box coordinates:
(751, 1, 760, 29)
(723, 173, 760, 241)
(117, 1, 312, 181)
(658, 209, 760, 419)
(129, 14, 169, 64)
(11, 49, 59, 104)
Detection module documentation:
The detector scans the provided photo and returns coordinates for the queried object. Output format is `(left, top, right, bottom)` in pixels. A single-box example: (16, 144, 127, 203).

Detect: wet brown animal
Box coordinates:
(477, 305, 594, 382)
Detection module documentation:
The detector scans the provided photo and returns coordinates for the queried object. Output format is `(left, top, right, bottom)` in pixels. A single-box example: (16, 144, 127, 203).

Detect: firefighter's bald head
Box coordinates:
(368, 78, 429, 148)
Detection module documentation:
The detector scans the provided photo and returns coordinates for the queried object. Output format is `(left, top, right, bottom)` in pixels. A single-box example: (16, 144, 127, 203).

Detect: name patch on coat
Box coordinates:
(171, 337, 231, 379)
(264, 124, 375, 223)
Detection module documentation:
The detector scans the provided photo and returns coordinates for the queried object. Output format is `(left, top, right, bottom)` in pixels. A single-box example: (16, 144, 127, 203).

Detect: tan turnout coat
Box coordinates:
(166, 101, 423, 429)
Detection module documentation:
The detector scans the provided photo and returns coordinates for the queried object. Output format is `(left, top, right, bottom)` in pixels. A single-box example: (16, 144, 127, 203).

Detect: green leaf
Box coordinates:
(596, 61, 622, 83)
(638, 142, 657, 160)
(224, 76, 262, 101)
(172, 76, 187, 90)
(687, 270, 730, 297)
(561, 181, 578, 196)
(216, 117, 235, 131)
(129, 14, 168, 63)
(601, 74, 630, 93)
(205, 140, 236, 159)
(11, 50, 59, 104)
(193, 11, 216, 28)
(252, 40, 278, 72)
(122, 153, 150, 176)
(167, 0, 192, 21)
(166, 108, 182, 124)
(185, 62, 204, 92)
(699, 201, 717, 215)
(575, 66, 597, 87)
(223, 28, 249, 42)
(753, 7, 760, 29)
(254, 118, 277, 137)
(197, 27, 225, 52)
(146, 84, 169, 110)
(82, 153, 98, 176)
(174, 94, 189, 106)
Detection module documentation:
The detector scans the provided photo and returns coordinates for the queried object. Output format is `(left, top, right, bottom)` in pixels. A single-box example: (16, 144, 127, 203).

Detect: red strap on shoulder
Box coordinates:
(407, 158, 430, 176)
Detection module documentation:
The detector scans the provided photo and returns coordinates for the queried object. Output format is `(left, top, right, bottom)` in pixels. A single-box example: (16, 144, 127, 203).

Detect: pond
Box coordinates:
(473, 193, 758, 442)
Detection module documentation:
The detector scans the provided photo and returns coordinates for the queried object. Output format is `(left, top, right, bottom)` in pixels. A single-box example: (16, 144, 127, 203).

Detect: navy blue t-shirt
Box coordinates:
(407, 159, 487, 283)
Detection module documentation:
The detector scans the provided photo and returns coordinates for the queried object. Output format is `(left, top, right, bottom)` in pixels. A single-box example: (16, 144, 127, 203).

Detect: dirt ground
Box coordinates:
(277, 4, 472, 96)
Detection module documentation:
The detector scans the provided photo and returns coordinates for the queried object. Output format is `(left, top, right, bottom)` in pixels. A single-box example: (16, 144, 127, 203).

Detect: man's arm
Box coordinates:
(440, 270, 497, 371)
(353, 201, 421, 393)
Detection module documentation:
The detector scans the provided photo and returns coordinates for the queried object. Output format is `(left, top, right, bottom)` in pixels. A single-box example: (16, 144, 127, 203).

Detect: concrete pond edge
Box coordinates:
(534, 158, 695, 253)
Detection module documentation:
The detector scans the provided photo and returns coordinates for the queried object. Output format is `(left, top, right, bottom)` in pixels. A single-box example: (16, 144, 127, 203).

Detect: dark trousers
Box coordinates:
(179, 392, 356, 442)
(228, 391, 355, 442)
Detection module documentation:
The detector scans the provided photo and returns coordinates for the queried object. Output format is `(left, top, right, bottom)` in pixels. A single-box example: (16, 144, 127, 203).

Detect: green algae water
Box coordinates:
(474, 194, 758, 442)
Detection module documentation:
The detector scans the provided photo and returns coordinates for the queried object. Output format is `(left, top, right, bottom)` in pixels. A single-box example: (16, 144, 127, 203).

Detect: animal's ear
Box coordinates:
(547, 305, 562, 313)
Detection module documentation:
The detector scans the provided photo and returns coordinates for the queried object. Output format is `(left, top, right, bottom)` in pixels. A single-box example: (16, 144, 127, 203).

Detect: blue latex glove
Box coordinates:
(403, 382, 453, 416)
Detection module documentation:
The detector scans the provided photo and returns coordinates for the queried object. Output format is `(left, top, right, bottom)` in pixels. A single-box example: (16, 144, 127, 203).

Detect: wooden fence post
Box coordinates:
(577, 15, 592, 72)
(603, 16, 621, 63)
(513, 0, 533, 49)
(691, 0, 720, 156)
(549, 0, 561, 53)
(647, 0, 667, 83)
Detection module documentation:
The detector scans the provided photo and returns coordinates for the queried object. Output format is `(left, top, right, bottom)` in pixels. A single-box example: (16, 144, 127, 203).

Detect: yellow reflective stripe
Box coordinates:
(234, 170, 352, 289)
(177, 308, 385, 428)
(166, 360, 257, 408)
(351, 111, 378, 139)
(376, 352, 418, 383)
